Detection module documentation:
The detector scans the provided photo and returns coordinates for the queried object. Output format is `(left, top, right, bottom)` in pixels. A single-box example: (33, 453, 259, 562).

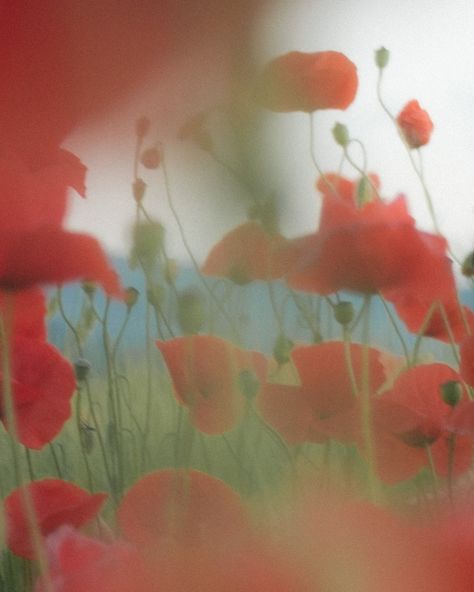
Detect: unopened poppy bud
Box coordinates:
(461, 251, 474, 278)
(135, 116, 151, 139)
(273, 334, 294, 365)
(177, 288, 206, 334)
(81, 281, 97, 299)
(147, 283, 165, 308)
(125, 287, 140, 309)
(334, 301, 355, 325)
(140, 147, 161, 169)
(332, 122, 349, 147)
(133, 178, 147, 202)
(238, 369, 260, 400)
(356, 176, 373, 207)
(375, 47, 390, 69)
(74, 358, 91, 382)
(440, 380, 463, 407)
(132, 221, 165, 268)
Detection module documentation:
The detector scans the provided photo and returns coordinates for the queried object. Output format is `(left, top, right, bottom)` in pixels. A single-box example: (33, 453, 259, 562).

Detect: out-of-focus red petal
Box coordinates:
(5, 479, 107, 559)
(156, 336, 267, 434)
(460, 335, 474, 388)
(0, 227, 122, 297)
(118, 469, 248, 549)
(256, 51, 358, 113)
(201, 222, 288, 284)
(0, 289, 46, 341)
(0, 337, 76, 449)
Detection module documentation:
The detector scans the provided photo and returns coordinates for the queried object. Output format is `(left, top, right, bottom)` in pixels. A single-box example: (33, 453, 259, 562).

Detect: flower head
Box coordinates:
(397, 100, 434, 148)
(256, 50, 358, 113)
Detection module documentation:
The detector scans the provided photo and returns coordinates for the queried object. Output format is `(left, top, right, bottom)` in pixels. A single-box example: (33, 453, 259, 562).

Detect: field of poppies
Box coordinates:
(3, 4, 474, 591)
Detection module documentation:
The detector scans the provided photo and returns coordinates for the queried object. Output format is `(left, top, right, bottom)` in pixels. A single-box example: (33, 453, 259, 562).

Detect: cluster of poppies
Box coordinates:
(3, 10, 474, 588)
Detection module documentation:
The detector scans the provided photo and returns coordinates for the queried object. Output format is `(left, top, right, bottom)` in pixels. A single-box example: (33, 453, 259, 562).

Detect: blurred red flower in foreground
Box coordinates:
(286, 192, 454, 297)
(118, 469, 249, 549)
(386, 292, 474, 343)
(369, 363, 472, 483)
(0, 337, 76, 449)
(5, 479, 107, 559)
(0, 154, 121, 296)
(0, 289, 46, 341)
(460, 335, 474, 388)
(258, 341, 386, 444)
(256, 50, 358, 112)
(156, 336, 267, 434)
(397, 99, 434, 148)
(201, 221, 289, 284)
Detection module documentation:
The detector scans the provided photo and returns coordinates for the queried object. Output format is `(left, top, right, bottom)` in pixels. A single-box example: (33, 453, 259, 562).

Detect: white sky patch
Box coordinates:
(65, 0, 474, 283)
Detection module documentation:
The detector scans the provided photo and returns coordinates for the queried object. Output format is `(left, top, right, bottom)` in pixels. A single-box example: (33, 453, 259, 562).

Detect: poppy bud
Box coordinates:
(133, 178, 147, 202)
(140, 147, 161, 169)
(334, 301, 355, 325)
(440, 380, 463, 407)
(177, 288, 206, 335)
(273, 334, 294, 365)
(135, 116, 151, 139)
(131, 220, 165, 269)
(461, 251, 474, 278)
(74, 358, 91, 382)
(125, 287, 140, 309)
(332, 122, 349, 147)
(356, 176, 373, 207)
(81, 281, 97, 299)
(238, 369, 260, 400)
(147, 283, 165, 308)
(375, 47, 390, 69)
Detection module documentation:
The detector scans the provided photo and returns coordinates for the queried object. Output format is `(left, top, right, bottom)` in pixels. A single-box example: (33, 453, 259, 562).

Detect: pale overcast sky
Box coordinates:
(65, 0, 474, 281)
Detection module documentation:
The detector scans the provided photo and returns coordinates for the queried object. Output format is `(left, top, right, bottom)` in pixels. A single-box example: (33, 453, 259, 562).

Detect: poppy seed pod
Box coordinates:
(74, 358, 91, 382)
(440, 380, 463, 407)
(132, 178, 147, 203)
(334, 301, 355, 326)
(375, 47, 390, 69)
(273, 334, 294, 365)
(140, 147, 161, 169)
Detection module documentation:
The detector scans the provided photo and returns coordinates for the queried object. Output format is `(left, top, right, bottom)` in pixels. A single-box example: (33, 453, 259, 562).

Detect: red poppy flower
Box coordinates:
(118, 469, 248, 549)
(156, 335, 267, 434)
(460, 335, 474, 388)
(258, 341, 386, 444)
(315, 172, 380, 204)
(368, 363, 471, 483)
(5, 479, 107, 559)
(1, 337, 76, 449)
(286, 194, 454, 297)
(201, 221, 289, 284)
(256, 51, 358, 113)
(385, 292, 474, 344)
(0, 226, 122, 297)
(397, 100, 434, 148)
(0, 289, 46, 341)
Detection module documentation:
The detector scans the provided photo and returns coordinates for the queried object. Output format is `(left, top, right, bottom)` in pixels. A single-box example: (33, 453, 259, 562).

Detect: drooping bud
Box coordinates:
(273, 334, 294, 365)
(74, 358, 91, 382)
(440, 380, 463, 408)
(124, 287, 140, 309)
(375, 47, 390, 69)
(147, 283, 165, 308)
(140, 147, 161, 169)
(81, 281, 97, 299)
(334, 301, 355, 326)
(177, 288, 206, 335)
(332, 122, 349, 147)
(131, 220, 165, 270)
(238, 369, 261, 400)
(133, 178, 147, 203)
